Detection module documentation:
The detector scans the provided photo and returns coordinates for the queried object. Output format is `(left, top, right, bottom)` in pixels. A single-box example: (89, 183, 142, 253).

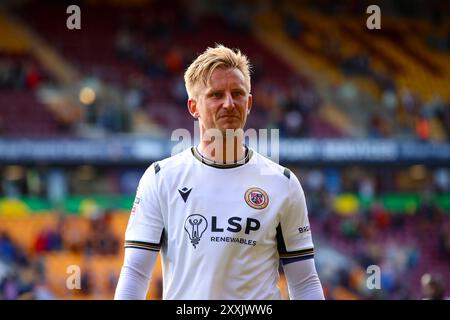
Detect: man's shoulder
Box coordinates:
(144, 148, 192, 177)
(251, 150, 294, 182)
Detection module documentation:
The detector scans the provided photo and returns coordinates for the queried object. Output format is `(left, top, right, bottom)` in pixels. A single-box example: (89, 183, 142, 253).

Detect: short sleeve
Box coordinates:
(277, 171, 314, 265)
(124, 163, 164, 252)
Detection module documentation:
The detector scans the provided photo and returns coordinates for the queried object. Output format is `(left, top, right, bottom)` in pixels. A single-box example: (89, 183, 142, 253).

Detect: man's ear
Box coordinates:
(188, 99, 199, 118)
(246, 94, 252, 115)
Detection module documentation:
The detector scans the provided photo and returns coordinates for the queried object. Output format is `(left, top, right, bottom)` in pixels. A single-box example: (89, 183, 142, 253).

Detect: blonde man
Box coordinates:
(115, 45, 324, 300)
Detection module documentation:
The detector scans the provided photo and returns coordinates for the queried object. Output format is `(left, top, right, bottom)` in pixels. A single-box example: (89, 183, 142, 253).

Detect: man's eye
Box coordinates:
(232, 91, 243, 97)
(211, 92, 222, 98)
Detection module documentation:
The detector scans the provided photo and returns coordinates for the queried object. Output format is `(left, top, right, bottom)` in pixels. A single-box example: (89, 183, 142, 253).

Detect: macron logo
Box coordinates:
(178, 187, 192, 203)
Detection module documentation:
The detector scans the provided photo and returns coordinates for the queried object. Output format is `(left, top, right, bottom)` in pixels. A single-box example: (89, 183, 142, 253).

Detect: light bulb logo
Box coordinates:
(184, 214, 208, 249)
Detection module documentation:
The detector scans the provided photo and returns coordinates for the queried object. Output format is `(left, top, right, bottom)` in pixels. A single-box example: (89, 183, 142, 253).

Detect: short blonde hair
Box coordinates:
(184, 44, 251, 99)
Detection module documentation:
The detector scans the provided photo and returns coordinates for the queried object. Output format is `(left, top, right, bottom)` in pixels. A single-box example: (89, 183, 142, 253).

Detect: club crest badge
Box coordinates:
(245, 187, 269, 210)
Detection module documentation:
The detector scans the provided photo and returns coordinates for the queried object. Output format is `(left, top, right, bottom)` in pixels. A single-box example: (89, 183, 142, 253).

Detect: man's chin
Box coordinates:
(220, 127, 245, 138)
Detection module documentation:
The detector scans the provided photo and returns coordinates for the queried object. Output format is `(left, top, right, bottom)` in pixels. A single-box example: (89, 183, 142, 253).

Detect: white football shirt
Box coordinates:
(124, 146, 315, 300)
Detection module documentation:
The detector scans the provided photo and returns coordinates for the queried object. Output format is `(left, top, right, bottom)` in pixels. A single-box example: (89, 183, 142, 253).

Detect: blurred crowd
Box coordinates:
(311, 206, 449, 299)
(34, 210, 119, 256)
(0, 59, 44, 91)
(297, 165, 449, 299)
(1, 191, 448, 300)
(0, 232, 47, 300)
(107, 8, 324, 138)
(0, 0, 447, 141)
(0, 210, 119, 299)
(1, 164, 449, 300)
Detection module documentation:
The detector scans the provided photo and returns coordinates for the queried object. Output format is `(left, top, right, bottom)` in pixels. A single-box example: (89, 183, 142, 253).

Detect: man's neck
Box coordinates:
(198, 138, 246, 164)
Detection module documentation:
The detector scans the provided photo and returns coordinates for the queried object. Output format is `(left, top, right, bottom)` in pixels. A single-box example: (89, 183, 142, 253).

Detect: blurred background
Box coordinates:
(0, 0, 449, 300)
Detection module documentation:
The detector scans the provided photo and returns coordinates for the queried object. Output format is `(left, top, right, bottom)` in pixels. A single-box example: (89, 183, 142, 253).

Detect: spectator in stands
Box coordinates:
(164, 47, 183, 74)
(31, 280, 55, 300)
(85, 210, 119, 256)
(62, 219, 86, 254)
(115, 28, 134, 59)
(0, 273, 20, 300)
(416, 114, 431, 141)
(13, 61, 26, 89)
(124, 77, 146, 112)
(341, 53, 371, 76)
(438, 227, 450, 261)
(320, 34, 342, 62)
(434, 168, 450, 192)
(25, 63, 41, 90)
(340, 217, 360, 240)
(421, 273, 447, 300)
(172, 75, 189, 105)
(34, 231, 49, 253)
(369, 112, 390, 138)
(400, 88, 420, 116)
(372, 202, 391, 231)
(222, 1, 252, 34)
(108, 269, 118, 293)
(0, 232, 17, 264)
(80, 264, 94, 296)
(282, 89, 305, 137)
(144, 49, 168, 77)
(282, 11, 303, 40)
(0, 60, 11, 89)
(34, 228, 62, 253)
(0, 59, 26, 90)
(283, 109, 303, 137)
(434, 99, 450, 140)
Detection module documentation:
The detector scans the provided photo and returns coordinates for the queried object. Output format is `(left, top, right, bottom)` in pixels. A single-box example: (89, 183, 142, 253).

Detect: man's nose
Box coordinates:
(222, 93, 235, 109)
